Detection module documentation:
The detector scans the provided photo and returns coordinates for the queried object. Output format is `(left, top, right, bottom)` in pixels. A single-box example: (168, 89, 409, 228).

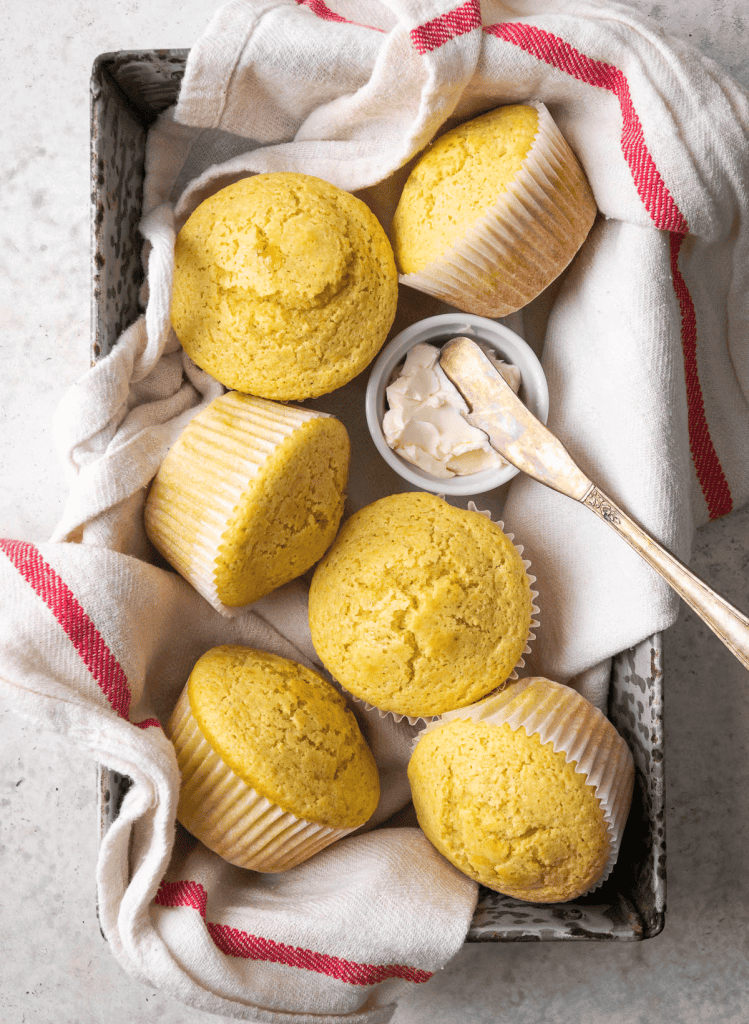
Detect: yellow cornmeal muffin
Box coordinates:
(391, 102, 596, 317)
(308, 492, 536, 719)
(145, 391, 349, 614)
(166, 645, 380, 871)
(408, 678, 634, 903)
(171, 172, 398, 400)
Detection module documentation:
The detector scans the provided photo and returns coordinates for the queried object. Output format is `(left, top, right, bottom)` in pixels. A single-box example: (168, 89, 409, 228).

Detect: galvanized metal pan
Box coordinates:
(91, 50, 666, 943)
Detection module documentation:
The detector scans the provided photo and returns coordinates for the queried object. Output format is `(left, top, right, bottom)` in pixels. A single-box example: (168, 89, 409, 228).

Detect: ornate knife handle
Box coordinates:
(583, 486, 749, 670)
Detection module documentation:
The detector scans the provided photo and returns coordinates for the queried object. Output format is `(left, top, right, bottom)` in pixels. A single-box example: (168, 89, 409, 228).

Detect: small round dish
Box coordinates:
(365, 313, 549, 495)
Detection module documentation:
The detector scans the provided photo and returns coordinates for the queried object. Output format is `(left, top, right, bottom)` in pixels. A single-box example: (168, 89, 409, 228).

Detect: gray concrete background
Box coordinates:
(2, 2, 748, 1021)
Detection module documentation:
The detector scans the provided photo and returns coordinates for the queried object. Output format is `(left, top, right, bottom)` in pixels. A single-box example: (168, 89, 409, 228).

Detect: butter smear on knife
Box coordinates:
(382, 340, 521, 478)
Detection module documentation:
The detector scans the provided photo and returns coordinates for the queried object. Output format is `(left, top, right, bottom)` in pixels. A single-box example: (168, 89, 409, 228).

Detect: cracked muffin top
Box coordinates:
(185, 645, 380, 829)
(171, 172, 398, 400)
(407, 680, 618, 902)
(144, 391, 350, 611)
(308, 492, 534, 718)
(391, 104, 540, 276)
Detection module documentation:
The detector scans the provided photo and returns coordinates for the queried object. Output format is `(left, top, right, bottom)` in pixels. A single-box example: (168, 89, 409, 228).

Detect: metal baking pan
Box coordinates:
(92, 50, 666, 943)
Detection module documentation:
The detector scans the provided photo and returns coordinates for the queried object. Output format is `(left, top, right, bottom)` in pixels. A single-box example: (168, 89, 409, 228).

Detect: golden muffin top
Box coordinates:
(144, 391, 350, 609)
(171, 172, 398, 400)
(308, 492, 534, 718)
(409, 716, 609, 902)
(391, 104, 539, 274)
(407, 679, 635, 905)
(408, 677, 634, 902)
(187, 645, 380, 829)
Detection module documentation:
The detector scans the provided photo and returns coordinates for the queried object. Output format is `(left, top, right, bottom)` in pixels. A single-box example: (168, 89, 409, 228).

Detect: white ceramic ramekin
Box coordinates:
(365, 313, 549, 495)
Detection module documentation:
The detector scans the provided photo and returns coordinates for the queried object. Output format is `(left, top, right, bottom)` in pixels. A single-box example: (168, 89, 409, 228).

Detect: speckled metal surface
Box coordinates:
(90, 51, 186, 362)
(609, 633, 667, 937)
(93, 52, 666, 945)
(98, 765, 132, 840)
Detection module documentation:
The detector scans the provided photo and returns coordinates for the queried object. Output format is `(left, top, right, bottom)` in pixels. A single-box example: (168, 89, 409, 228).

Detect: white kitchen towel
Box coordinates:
(0, 539, 474, 1022)
(4, 0, 748, 1019)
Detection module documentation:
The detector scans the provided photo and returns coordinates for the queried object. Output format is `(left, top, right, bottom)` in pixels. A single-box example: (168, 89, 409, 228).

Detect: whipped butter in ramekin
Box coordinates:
(365, 313, 549, 496)
(382, 340, 521, 479)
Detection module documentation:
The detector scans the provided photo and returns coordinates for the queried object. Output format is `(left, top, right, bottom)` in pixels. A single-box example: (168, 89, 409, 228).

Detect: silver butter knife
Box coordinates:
(440, 335, 749, 671)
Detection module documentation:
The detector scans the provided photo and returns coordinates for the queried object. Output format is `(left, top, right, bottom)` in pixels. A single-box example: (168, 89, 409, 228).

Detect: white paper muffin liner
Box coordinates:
(145, 392, 334, 618)
(413, 677, 635, 895)
(166, 686, 358, 872)
(347, 502, 540, 726)
(399, 100, 597, 317)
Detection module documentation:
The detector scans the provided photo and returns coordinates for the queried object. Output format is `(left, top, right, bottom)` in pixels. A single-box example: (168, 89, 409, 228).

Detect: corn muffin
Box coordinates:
(171, 172, 399, 400)
(408, 677, 634, 902)
(166, 645, 380, 871)
(144, 391, 350, 614)
(308, 492, 537, 719)
(391, 102, 597, 317)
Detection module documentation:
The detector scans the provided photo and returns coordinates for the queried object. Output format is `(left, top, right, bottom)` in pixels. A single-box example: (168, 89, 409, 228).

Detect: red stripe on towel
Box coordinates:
(484, 22, 687, 233)
(669, 233, 733, 517)
(155, 879, 433, 985)
(482, 21, 732, 516)
(156, 879, 208, 916)
(0, 539, 161, 726)
(295, 0, 386, 32)
(411, 0, 482, 54)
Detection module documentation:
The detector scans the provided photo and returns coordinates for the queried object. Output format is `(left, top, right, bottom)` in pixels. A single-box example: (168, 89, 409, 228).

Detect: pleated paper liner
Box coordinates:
(166, 686, 359, 872)
(347, 504, 540, 727)
(413, 677, 635, 894)
(399, 100, 597, 318)
(144, 391, 337, 618)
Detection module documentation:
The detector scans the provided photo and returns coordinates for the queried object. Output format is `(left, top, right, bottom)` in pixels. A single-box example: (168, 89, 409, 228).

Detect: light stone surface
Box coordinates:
(2, 2, 749, 1022)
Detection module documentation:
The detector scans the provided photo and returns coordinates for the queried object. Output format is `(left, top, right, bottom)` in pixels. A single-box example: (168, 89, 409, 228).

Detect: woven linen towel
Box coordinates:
(0, 539, 474, 1022)
(3, 0, 749, 1019)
